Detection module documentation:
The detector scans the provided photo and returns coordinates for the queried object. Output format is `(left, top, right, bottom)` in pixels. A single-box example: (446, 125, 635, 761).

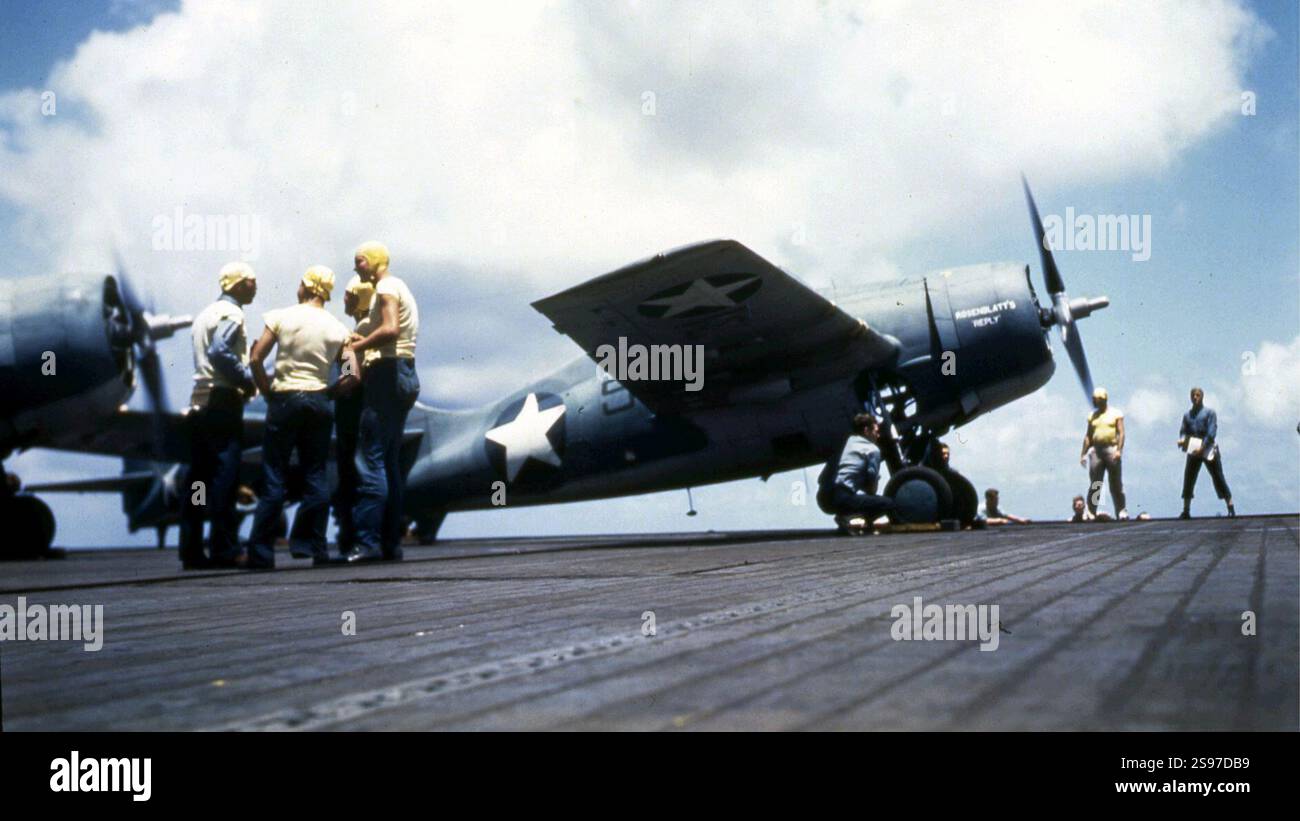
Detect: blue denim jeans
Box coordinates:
(826, 485, 895, 518)
(353, 358, 419, 556)
(249, 390, 334, 566)
(180, 387, 245, 563)
(331, 385, 364, 554)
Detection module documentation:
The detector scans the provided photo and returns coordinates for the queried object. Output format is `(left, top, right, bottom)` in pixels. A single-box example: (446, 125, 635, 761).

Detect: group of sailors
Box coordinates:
(179, 241, 420, 569)
(817, 385, 1236, 534)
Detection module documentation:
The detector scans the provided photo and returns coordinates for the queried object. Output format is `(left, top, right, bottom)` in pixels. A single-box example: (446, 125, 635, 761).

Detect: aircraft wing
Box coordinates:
(38, 405, 422, 467)
(25, 471, 156, 493)
(36, 407, 266, 463)
(532, 240, 899, 413)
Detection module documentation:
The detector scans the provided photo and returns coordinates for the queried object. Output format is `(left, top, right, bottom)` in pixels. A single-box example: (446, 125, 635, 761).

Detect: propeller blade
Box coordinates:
(138, 344, 165, 414)
(112, 250, 144, 331)
(111, 250, 172, 463)
(1021, 175, 1065, 295)
(1061, 319, 1094, 402)
(138, 345, 169, 462)
(1023, 177, 1096, 406)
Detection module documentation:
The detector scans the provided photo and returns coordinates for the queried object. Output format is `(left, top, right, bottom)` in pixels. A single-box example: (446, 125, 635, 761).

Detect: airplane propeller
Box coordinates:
(1022, 176, 1109, 405)
(110, 253, 192, 457)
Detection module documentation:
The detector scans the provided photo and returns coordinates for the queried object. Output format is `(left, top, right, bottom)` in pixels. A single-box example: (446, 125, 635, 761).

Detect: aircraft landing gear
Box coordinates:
(858, 378, 979, 528)
(413, 510, 447, 545)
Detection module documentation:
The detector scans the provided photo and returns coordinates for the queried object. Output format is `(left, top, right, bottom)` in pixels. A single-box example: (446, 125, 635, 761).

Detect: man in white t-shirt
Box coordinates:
(345, 240, 421, 562)
(246, 265, 350, 567)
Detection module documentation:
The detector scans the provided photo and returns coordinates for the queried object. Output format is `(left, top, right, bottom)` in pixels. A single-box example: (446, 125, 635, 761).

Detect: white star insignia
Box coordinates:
(485, 393, 565, 482)
(641, 276, 759, 318)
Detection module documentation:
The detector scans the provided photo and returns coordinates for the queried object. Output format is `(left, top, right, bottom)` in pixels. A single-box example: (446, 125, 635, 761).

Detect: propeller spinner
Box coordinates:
(1021, 176, 1110, 405)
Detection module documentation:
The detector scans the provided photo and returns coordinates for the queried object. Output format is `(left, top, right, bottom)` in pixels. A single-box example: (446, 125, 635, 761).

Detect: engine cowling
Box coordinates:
(0, 273, 139, 455)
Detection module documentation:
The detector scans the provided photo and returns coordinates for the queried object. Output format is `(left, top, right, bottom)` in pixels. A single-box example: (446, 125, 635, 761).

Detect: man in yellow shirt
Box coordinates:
(246, 266, 351, 567)
(1080, 386, 1127, 520)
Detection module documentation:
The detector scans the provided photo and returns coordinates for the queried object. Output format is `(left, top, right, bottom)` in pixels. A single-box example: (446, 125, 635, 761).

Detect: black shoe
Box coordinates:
(345, 546, 384, 564)
(1178, 510, 1191, 520)
(210, 551, 251, 569)
(382, 547, 404, 561)
(180, 555, 211, 570)
(1227, 505, 1236, 518)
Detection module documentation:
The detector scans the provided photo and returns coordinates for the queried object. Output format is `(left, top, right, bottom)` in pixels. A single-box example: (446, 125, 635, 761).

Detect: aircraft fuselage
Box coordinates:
(402, 261, 1056, 515)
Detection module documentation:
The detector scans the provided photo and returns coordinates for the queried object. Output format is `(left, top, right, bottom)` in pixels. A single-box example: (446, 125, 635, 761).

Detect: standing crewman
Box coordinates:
(180, 262, 258, 570)
(245, 266, 351, 568)
(1080, 387, 1127, 520)
(346, 241, 420, 562)
(331, 275, 375, 558)
(1178, 386, 1235, 518)
(816, 413, 896, 534)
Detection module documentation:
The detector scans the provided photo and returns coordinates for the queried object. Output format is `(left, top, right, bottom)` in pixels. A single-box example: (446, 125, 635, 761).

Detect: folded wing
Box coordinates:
(532, 240, 898, 413)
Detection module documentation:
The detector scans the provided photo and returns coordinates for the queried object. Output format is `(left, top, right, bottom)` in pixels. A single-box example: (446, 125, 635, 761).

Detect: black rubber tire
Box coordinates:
(943, 469, 980, 527)
(884, 466, 954, 524)
(3, 495, 55, 558)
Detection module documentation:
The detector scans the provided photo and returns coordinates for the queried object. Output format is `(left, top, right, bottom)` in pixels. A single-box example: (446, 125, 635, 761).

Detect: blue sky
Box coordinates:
(1, 0, 1296, 547)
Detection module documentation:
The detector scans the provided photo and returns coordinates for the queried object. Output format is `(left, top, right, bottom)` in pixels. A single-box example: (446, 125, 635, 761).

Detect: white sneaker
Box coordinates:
(1118, 509, 1129, 521)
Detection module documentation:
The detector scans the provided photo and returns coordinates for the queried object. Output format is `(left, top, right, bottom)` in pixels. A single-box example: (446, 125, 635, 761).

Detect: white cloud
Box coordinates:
(1126, 385, 1179, 428)
(0, 0, 1268, 302)
(1240, 335, 1300, 427)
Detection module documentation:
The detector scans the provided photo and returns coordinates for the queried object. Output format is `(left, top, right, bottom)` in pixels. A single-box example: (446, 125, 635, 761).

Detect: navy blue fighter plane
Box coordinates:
(14, 182, 1108, 552)
(0, 268, 191, 555)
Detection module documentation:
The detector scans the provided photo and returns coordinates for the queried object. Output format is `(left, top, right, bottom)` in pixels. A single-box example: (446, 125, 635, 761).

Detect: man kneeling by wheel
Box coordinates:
(816, 413, 897, 535)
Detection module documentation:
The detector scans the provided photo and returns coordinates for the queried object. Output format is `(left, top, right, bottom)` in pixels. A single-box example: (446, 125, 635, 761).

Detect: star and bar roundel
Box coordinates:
(484, 392, 566, 484)
(636, 273, 762, 319)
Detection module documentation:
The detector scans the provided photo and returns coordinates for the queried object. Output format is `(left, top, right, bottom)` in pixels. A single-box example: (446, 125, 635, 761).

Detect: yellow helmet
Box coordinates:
(218, 261, 256, 293)
(301, 265, 336, 301)
(354, 240, 390, 277)
(344, 274, 375, 314)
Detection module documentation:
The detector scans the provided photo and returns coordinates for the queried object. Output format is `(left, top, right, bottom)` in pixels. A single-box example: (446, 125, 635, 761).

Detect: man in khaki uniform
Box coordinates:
(1080, 386, 1127, 520)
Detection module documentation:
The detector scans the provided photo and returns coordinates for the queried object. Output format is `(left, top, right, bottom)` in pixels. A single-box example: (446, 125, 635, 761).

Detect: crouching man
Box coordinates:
(816, 413, 896, 534)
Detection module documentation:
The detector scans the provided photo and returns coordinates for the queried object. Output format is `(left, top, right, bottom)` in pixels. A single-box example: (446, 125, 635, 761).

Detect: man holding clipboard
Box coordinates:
(1178, 386, 1235, 518)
